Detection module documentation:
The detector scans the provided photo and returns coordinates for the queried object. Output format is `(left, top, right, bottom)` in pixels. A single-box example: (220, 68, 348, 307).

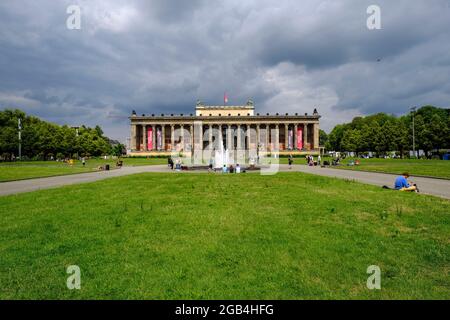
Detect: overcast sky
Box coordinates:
(1, 0, 449, 142)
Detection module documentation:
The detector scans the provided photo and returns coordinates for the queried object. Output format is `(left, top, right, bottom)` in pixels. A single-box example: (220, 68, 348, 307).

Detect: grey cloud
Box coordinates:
(0, 0, 449, 140)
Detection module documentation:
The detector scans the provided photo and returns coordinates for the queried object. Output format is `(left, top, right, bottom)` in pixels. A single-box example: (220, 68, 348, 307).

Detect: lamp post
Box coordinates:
(410, 107, 416, 158)
(18, 118, 22, 161)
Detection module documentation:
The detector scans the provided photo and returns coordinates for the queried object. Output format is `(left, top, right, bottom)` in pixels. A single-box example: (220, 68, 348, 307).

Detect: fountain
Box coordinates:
(214, 138, 230, 169)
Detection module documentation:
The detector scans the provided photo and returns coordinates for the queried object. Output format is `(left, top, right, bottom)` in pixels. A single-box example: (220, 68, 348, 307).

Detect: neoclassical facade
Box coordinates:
(129, 100, 321, 156)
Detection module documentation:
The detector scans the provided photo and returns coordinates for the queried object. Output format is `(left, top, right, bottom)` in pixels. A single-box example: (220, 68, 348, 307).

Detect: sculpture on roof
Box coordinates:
(196, 99, 204, 107)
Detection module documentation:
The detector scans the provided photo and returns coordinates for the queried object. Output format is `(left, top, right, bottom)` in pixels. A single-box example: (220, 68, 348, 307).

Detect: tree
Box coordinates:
(326, 124, 346, 151)
(391, 118, 409, 158)
(341, 129, 362, 153)
(112, 144, 126, 156)
(0, 109, 114, 160)
(319, 129, 328, 147)
(326, 105, 449, 157)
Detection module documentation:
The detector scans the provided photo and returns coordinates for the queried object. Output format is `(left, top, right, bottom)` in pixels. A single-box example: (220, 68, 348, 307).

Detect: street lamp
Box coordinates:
(18, 118, 22, 161)
(410, 107, 416, 158)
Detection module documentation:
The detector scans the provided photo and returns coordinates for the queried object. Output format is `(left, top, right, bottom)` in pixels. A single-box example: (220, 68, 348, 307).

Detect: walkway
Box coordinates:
(1, 164, 449, 199)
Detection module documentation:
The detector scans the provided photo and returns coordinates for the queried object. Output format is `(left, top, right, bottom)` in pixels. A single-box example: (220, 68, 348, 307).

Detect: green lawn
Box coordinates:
(3, 157, 449, 182)
(0, 172, 448, 299)
(0, 158, 167, 182)
(277, 157, 450, 179)
(334, 158, 450, 179)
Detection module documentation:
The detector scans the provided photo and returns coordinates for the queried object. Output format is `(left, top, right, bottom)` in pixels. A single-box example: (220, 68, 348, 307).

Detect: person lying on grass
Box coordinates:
(394, 172, 419, 192)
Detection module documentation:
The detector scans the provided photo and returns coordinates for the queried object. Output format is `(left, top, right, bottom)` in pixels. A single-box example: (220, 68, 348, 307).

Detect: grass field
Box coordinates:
(278, 157, 450, 179)
(0, 172, 448, 299)
(2, 157, 450, 182)
(331, 158, 450, 179)
(0, 158, 167, 182)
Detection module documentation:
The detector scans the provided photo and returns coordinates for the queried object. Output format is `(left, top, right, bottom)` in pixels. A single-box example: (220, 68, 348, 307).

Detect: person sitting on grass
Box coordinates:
(394, 172, 419, 192)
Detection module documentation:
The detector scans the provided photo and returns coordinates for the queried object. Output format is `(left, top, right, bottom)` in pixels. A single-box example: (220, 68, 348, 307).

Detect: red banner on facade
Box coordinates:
(297, 127, 303, 150)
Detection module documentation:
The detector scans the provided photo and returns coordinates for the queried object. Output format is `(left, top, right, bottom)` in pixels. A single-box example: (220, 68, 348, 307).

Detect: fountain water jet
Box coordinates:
(214, 138, 230, 169)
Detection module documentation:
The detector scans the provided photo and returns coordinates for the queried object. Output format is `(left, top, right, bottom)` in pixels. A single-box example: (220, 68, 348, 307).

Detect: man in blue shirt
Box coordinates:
(394, 172, 417, 192)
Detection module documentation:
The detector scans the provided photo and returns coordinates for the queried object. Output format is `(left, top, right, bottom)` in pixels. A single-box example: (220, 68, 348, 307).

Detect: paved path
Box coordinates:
(278, 165, 450, 200)
(0, 165, 170, 196)
(1, 164, 449, 199)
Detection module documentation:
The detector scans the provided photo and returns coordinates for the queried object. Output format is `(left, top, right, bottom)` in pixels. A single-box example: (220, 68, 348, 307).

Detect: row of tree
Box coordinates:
(323, 106, 450, 157)
(2, 106, 448, 160)
(0, 109, 122, 160)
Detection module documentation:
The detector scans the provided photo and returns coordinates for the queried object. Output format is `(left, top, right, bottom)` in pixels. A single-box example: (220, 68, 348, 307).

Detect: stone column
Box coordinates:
(247, 124, 251, 150)
(218, 124, 223, 147)
(152, 125, 156, 151)
(142, 124, 147, 151)
(193, 122, 202, 164)
(190, 124, 194, 152)
(275, 124, 279, 151)
(314, 123, 319, 150)
(285, 124, 289, 150)
(197, 123, 203, 153)
(266, 124, 270, 151)
(256, 124, 260, 149)
(209, 124, 213, 150)
(180, 124, 185, 151)
(170, 124, 175, 151)
(227, 124, 232, 150)
(237, 124, 241, 150)
(304, 123, 309, 151)
(294, 124, 298, 150)
(161, 125, 166, 151)
(130, 124, 137, 151)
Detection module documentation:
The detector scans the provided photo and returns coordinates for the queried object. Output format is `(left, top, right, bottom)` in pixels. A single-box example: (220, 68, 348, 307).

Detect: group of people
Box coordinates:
(222, 164, 242, 174)
(167, 157, 182, 171)
(306, 155, 321, 166)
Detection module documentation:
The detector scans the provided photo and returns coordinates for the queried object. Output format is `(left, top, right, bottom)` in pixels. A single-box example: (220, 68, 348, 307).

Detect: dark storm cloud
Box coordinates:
(0, 0, 449, 141)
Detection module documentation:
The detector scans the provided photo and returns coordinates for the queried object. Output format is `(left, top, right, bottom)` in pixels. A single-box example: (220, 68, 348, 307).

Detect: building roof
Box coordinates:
(195, 105, 255, 110)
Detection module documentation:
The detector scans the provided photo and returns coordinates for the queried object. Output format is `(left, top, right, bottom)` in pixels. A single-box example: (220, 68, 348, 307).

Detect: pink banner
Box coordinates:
(157, 129, 161, 150)
(147, 127, 153, 150)
(297, 127, 303, 150)
(289, 129, 293, 149)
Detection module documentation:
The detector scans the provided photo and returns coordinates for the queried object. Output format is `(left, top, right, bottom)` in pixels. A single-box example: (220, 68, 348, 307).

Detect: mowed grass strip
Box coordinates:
(0, 172, 448, 299)
(278, 157, 450, 179)
(334, 158, 450, 179)
(0, 158, 166, 182)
